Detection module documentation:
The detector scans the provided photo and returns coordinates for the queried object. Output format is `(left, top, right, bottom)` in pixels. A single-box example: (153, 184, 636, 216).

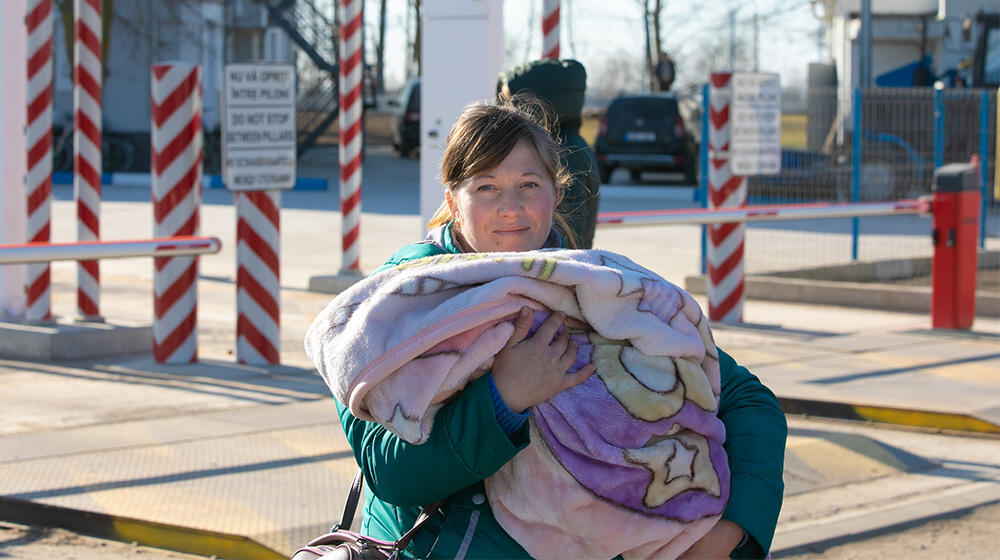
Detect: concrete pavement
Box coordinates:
(1, 145, 999, 558)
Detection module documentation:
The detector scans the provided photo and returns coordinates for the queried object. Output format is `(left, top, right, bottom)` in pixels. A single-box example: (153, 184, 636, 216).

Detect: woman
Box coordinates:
(334, 97, 786, 559)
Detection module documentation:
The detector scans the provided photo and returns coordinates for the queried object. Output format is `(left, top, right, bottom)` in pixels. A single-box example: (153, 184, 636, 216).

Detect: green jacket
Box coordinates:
(335, 226, 786, 559)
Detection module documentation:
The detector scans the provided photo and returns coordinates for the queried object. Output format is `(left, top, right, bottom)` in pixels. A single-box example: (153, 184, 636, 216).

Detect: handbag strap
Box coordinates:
(339, 468, 447, 553)
(335, 468, 366, 531)
(394, 496, 446, 552)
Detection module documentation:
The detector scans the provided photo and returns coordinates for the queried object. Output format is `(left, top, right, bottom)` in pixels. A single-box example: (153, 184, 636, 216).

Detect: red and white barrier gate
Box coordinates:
(706, 72, 746, 324)
(151, 63, 202, 363)
(339, 0, 363, 273)
(0, 237, 222, 265)
(237, 191, 281, 365)
(542, 0, 560, 59)
(25, 0, 53, 322)
(74, 0, 102, 320)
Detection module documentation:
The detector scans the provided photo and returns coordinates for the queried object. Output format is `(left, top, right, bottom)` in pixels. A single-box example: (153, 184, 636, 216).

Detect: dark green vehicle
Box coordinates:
(594, 93, 698, 185)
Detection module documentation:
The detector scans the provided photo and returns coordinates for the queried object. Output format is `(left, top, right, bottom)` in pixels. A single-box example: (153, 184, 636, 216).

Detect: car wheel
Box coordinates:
(398, 141, 413, 158)
(598, 163, 613, 184)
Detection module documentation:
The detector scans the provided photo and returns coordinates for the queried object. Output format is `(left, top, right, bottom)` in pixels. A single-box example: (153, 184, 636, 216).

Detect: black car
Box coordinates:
(390, 77, 420, 157)
(593, 93, 697, 184)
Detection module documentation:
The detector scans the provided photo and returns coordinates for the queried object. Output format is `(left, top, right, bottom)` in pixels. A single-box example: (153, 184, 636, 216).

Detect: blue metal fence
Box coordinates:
(696, 86, 997, 273)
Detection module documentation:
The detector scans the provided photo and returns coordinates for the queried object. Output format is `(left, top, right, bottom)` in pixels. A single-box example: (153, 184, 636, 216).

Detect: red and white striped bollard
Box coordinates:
(151, 63, 202, 363)
(74, 0, 102, 320)
(25, 0, 53, 322)
(542, 0, 560, 59)
(339, 0, 363, 274)
(237, 191, 280, 365)
(707, 72, 746, 323)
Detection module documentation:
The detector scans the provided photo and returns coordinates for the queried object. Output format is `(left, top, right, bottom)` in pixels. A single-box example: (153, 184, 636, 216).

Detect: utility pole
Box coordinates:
(860, 0, 872, 87)
(728, 7, 736, 70)
(753, 12, 759, 72)
(376, 0, 387, 92)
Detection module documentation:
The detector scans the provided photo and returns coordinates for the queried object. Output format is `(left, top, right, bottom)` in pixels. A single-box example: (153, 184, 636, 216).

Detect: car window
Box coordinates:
(608, 98, 677, 121)
(407, 82, 420, 112)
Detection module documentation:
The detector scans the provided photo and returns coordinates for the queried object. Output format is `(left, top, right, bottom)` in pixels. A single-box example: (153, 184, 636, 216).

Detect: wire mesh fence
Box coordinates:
(739, 86, 997, 274)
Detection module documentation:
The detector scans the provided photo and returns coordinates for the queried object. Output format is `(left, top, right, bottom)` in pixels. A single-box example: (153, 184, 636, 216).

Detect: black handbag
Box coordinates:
(291, 469, 445, 560)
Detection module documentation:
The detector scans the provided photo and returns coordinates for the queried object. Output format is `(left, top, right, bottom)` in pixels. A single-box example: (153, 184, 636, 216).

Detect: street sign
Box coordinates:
(222, 63, 296, 191)
(730, 72, 781, 176)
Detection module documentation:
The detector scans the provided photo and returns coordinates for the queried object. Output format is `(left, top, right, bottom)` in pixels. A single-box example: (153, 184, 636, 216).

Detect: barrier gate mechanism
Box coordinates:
(598, 183, 982, 330)
(931, 163, 981, 330)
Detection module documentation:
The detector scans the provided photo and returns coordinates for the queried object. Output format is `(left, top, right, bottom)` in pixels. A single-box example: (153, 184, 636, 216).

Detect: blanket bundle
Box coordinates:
(305, 249, 729, 560)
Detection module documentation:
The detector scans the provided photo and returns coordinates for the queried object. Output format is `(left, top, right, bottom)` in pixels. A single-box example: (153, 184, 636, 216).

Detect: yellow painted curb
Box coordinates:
(853, 405, 1000, 434)
(0, 496, 285, 560)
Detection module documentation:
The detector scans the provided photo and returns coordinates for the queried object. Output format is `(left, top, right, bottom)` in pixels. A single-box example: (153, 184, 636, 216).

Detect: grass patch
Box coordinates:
(782, 113, 807, 149)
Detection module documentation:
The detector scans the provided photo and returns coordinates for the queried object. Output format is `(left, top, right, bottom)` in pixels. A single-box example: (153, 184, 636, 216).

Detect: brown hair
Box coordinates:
(427, 94, 579, 249)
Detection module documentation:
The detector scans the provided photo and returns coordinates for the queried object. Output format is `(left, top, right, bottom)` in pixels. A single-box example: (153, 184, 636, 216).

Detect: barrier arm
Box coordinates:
(597, 199, 932, 228)
(0, 236, 222, 265)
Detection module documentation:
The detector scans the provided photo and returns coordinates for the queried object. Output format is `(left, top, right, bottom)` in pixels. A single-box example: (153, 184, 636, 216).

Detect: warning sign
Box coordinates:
(222, 64, 297, 191)
(730, 72, 781, 176)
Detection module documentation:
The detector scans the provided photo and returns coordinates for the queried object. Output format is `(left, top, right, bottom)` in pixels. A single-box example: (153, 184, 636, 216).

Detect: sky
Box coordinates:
(372, 0, 826, 98)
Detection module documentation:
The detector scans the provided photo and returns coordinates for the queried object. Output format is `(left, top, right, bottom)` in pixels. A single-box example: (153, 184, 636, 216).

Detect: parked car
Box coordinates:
(389, 77, 420, 158)
(593, 93, 697, 184)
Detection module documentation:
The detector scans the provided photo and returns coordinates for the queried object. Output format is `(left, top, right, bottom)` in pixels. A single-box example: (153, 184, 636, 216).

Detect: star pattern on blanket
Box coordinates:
(624, 431, 723, 509)
(599, 254, 653, 298)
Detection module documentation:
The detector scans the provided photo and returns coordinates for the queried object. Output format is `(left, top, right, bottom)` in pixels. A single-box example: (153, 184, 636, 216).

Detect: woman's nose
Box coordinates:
(497, 190, 523, 215)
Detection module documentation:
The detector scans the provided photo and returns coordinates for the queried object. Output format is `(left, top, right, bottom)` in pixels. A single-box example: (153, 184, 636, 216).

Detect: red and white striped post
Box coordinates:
(707, 72, 746, 323)
(25, 0, 53, 323)
(237, 191, 280, 365)
(542, 0, 560, 59)
(74, 0, 102, 320)
(151, 63, 202, 363)
(339, 0, 363, 274)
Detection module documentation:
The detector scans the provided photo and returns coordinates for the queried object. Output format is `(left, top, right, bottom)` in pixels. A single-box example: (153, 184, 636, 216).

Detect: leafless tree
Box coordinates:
(636, 0, 665, 91)
(591, 49, 646, 100)
(375, 0, 387, 92)
(408, 0, 422, 77)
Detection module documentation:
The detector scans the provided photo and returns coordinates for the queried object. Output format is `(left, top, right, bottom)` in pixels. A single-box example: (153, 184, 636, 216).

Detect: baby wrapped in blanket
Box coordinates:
(305, 249, 729, 560)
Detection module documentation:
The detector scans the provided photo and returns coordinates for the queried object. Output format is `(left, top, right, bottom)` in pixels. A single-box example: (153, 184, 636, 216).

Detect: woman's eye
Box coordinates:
(521, 181, 540, 189)
(476, 184, 496, 192)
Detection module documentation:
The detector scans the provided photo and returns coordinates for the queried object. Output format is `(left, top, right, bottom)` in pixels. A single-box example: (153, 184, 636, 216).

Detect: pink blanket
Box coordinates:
(305, 249, 729, 560)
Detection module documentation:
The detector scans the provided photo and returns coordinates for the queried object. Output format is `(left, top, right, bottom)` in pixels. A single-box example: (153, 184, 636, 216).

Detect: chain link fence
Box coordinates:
(739, 87, 997, 274)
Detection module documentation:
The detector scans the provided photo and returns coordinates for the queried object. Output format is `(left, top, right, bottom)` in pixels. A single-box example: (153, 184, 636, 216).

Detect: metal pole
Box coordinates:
(852, 88, 862, 260)
(753, 12, 759, 72)
(700, 83, 709, 275)
(933, 88, 944, 170)
(0, 237, 222, 264)
(597, 199, 931, 227)
(1, 0, 29, 319)
(860, 0, 872, 87)
(979, 90, 989, 248)
(728, 8, 736, 70)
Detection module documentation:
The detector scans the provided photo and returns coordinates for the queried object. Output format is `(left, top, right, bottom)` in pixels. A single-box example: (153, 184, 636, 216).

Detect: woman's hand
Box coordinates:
(677, 519, 746, 559)
(492, 307, 596, 413)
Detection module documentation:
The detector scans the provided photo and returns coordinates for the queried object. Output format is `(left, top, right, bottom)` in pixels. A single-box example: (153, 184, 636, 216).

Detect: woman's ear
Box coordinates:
(445, 191, 458, 223)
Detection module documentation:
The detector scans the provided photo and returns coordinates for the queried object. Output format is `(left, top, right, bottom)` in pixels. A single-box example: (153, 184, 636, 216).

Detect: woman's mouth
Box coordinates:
(494, 227, 529, 235)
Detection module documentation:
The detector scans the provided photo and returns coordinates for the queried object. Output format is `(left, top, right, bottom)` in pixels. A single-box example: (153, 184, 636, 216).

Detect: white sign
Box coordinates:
(222, 63, 296, 191)
(730, 72, 781, 176)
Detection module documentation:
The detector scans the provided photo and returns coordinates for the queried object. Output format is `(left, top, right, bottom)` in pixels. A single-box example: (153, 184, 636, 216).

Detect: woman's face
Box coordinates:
(447, 139, 556, 253)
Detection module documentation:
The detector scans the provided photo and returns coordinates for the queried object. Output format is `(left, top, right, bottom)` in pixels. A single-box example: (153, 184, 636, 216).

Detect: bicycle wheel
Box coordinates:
(102, 136, 135, 173)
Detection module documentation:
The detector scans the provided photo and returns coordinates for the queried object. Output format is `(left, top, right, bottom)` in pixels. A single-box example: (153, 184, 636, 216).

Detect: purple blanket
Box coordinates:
(305, 249, 729, 559)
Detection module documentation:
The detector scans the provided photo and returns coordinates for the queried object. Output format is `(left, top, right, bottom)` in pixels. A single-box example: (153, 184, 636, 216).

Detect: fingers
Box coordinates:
(534, 311, 565, 344)
(563, 363, 597, 391)
(505, 307, 534, 348)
